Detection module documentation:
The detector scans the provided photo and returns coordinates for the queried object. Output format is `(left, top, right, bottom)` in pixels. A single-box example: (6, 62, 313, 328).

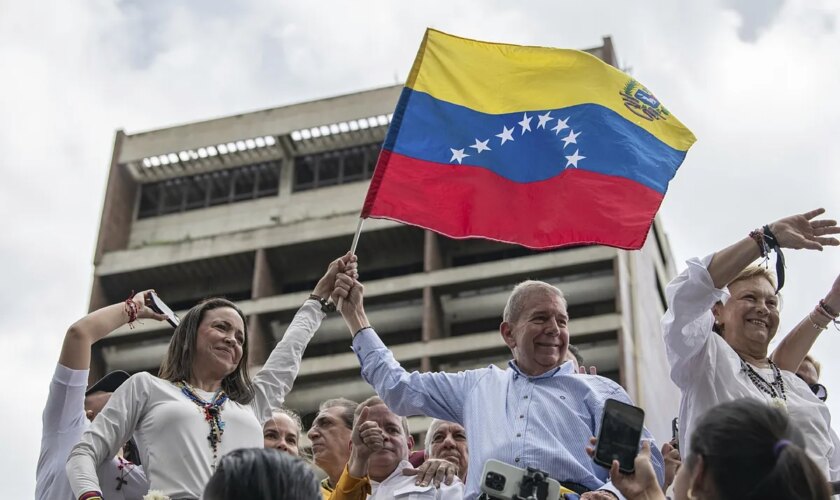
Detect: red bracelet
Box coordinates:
(124, 291, 138, 328)
(79, 492, 104, 500)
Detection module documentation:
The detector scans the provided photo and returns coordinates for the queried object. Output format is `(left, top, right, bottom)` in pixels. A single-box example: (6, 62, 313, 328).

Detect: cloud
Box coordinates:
(3, 0, 840, 496)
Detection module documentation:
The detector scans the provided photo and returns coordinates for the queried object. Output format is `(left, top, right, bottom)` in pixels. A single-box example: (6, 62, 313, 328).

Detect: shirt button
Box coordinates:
(524, 395, 529, 399)
(519, 414, 524, 419)
(560, 395, 566, 400)
(515, 457, 520, 463)
(516, 433, 521, 437)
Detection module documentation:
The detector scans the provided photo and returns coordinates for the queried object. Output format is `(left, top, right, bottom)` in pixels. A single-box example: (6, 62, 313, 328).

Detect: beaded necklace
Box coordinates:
(115, 457, 134, 490)
(177, 381, 228, 470)
(740, 358, 787, 410)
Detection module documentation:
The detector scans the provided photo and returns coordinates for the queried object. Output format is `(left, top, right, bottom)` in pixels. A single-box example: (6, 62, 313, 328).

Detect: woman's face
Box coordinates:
(714, 276, 780, 350)
(193, 307, 245, 378)
(263, 413, 300, 456)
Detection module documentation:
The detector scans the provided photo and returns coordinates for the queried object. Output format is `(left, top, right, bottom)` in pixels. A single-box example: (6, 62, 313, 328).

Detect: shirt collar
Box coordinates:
(508, 359, 573, 379)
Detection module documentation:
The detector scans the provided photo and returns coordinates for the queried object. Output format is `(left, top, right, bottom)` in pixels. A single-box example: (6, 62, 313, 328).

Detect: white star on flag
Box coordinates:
(518, 113, 533, 134)
(565, 149, 586, 168)
(561, 129, 581, 148)
(536, 111, 553, 129)
(551, 117, 570, 135)
(450, 148, 470, 164)
(469, 138, 491, 153)
(496, 125, 515, 145)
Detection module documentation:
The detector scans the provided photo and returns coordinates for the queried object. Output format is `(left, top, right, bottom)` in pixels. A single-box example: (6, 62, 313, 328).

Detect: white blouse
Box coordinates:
(661, 255, 840, 480)
(67, 300, 325, 498)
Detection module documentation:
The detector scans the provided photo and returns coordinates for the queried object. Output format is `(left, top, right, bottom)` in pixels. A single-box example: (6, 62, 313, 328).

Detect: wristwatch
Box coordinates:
(309, 294, 336, 313)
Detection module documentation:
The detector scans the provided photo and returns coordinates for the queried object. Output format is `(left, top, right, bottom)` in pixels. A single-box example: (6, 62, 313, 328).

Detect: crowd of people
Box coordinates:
(35, 209, 840, 500)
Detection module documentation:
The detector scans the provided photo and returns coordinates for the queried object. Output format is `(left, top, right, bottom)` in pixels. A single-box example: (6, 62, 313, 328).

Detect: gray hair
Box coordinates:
(318, 398, 358, 430)
(424, 419, 447, 451)
(502, 280, 567, 324)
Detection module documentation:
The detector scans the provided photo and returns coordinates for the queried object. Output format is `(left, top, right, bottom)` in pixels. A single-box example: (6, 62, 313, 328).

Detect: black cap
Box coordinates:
(85, 370, 131, 397)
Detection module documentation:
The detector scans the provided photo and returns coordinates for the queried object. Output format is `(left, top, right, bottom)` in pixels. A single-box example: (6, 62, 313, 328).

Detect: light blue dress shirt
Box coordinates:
(353, 328, 664, 500)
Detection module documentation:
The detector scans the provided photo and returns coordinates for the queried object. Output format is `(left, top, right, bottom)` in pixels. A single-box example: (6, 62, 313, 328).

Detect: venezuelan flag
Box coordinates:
(361, 29, 696, 250)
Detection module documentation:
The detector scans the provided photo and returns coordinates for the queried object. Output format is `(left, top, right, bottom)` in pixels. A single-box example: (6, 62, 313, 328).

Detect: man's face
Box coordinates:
(797, 360, 819, 386)
(428, 422, 468, 479)
(307, 406, 353, 470)
(365, 404, 413, 477)
(501, 289, 569, 377)
(84, 391, 112, 421)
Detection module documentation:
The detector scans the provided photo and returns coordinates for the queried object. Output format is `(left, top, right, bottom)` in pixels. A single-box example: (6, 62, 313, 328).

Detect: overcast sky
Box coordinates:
(2, 0, 840, 496)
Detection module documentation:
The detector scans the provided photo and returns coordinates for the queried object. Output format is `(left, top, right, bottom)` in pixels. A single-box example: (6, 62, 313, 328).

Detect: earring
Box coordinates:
(687, 487, 696, 500)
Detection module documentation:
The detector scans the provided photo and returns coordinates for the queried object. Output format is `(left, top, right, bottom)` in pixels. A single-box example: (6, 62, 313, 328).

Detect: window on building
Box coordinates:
(137, 160, 281, 219)
(292, 143, 380, 192)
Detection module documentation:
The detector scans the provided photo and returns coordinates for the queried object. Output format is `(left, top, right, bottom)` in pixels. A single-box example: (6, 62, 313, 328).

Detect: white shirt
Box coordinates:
(662, 255, 840, 480)
(67, 300, 325, 499)
(36, 363, 148, 500)
(370, 460, 464, 500)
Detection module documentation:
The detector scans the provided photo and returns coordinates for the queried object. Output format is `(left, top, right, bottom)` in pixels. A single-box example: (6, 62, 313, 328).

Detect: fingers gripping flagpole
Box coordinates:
(337, 217, 365, 311)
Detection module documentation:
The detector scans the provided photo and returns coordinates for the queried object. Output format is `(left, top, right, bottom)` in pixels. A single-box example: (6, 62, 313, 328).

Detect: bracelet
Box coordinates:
(819, 299, 838, 318)
(761, 225, 785, 293)
(808, 311, 828, 331)
(124, 291, 139, 329)
(353, 326, 371, 338)
(749, 229, 768, 258)
(79, 492, 104, 500)
(308, 294, 336, 313)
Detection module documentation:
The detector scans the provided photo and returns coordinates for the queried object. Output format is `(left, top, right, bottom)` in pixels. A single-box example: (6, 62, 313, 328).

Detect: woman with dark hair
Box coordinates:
(203, 448, 320, 500)
(67, 254, 356, 500)
(661, 209, 840, 481)
(609, 399, 831, 500)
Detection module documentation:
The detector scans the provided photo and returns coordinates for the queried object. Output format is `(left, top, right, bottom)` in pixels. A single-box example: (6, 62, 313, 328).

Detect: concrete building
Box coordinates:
(88, 36, 681, 443)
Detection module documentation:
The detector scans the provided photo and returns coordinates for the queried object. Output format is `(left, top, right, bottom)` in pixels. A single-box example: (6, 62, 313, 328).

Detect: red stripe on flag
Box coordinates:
(362, 151, 664, 250)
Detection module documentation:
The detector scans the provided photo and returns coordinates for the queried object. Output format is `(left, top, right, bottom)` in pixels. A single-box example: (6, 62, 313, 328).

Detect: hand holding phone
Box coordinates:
(593, 399, 645, 473)
(148, 291, 180, 328)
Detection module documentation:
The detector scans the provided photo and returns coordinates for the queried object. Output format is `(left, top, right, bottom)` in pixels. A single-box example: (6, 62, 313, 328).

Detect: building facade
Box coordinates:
(88, 37, 681, 443)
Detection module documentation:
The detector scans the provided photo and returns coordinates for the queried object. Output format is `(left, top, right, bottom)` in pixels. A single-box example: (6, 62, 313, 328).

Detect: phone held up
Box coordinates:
(148, 291, 180, 328)
(480, 459, 563, 500)
(592, 399, 645, 474)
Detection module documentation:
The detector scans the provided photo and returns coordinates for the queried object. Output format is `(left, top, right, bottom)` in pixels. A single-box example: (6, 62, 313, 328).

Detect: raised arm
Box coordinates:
(333, 274, 472, 423)
(707, 208, 838, 288)
(251, 253, 358, 422)
(771, 273, 840, 372)
(59, 290, 166, 370)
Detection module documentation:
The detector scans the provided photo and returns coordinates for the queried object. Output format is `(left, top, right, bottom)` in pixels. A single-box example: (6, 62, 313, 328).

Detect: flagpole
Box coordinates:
(337, 217, 365, 311)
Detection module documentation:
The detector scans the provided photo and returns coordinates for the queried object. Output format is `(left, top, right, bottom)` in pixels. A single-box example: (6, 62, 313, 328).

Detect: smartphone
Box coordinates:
(593, 399, 645, 473)
(671, 417, 679, 451)
(149, 291, 180, 328)
(480, 459, 562, 500)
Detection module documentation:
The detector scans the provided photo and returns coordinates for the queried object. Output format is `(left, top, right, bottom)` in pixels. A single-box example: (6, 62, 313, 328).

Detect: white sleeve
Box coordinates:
(43, 364, 89, 434)
(661, 254, 728, 389)
(829, 428, 840, 482)
(250, 300, 324, 424)
(66, 373, 149, 497)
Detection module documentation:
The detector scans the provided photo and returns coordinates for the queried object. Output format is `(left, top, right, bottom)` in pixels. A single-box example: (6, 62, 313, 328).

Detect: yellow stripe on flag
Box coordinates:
(407, 29, 696, 152)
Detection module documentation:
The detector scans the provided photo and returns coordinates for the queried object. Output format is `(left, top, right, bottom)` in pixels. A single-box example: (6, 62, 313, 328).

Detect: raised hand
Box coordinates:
(313, 252, 358, 300)
(136, 290, 169, 322)
(768, 208, 840, 251)
(402, 458, 459, 488)
(608, 440, 666, 500)
(351, 406, 384, 460)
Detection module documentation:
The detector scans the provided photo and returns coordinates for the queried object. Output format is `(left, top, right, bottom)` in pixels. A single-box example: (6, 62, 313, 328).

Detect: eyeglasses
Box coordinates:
(810, 383, 828, 402)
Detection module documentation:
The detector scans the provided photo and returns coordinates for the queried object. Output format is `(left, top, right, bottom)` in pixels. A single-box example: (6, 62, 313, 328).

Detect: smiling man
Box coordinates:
(334, 278, 664, 500)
